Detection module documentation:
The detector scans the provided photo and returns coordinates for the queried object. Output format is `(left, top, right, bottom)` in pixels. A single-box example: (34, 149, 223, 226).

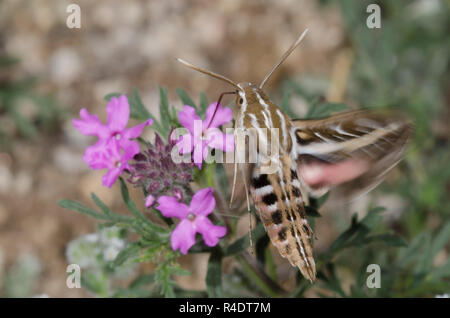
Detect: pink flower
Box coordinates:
(86, 139, 137, 187)
(73, 95, 152, 187)
(73, 95, 153, 151)
(176, 103, 235, 169)
(156, 187, 227, 254)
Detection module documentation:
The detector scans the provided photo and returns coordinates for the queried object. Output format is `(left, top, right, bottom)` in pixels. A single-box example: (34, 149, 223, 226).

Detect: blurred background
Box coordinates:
(0, 0, 448, 297)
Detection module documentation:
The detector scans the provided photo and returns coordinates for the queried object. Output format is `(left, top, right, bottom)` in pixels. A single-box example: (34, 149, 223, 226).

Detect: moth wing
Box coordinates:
(292, 110, 412, 200)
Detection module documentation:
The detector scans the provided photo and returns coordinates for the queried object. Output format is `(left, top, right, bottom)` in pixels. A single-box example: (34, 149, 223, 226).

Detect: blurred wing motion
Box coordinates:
(292, 110, 412, 199)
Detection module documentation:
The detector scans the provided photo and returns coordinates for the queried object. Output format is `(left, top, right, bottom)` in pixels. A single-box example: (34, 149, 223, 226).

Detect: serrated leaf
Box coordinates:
(159, 86, 170, 132)
(199, 92, 209, 116)
(90, 193, 134, 223)
(176, 88, 197, 109)
(58, 199, 110, 221)
(130, 88, 151, 119)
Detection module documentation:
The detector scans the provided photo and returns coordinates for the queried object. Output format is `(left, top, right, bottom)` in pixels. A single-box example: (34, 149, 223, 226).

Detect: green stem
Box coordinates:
(236, 253, 285, 297)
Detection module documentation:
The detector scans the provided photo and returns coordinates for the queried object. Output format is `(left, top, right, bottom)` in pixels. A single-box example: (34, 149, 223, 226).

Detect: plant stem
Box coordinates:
(236, 252, 287, 297)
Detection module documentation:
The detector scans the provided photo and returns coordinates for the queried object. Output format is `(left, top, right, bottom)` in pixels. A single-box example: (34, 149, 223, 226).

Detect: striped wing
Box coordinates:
(292, 110, 412, 198)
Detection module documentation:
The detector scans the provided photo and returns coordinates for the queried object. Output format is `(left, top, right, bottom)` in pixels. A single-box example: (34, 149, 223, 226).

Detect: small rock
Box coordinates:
(49, 48, 82, 84)
(14, 170, 33, 196)
(53, 145, 88, 174)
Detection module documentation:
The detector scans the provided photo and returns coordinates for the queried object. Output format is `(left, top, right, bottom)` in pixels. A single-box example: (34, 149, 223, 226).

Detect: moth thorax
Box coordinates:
(237, 82, 254, 89)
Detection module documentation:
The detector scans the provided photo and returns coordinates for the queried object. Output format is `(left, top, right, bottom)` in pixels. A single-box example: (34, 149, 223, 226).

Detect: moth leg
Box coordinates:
(240, 163, 254, 254)
(229, 161, 238, 208)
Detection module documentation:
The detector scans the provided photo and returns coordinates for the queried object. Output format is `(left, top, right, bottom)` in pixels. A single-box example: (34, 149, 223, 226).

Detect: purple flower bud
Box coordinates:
(128, 131, 194, 202)
(148, 181, 160, 192)
(173, 188, 183, 201)
(145, 194, 156, 207)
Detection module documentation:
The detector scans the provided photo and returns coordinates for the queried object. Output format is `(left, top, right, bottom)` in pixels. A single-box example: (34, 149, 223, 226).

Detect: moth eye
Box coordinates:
(239, 98, 243, 105)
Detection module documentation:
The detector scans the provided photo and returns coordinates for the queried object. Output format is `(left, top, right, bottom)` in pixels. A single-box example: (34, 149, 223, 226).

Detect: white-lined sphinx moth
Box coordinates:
(177, 29, 411, 282)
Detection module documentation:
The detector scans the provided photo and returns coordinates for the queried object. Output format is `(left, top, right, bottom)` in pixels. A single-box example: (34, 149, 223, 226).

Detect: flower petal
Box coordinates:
(122, 119, 153, 140)
(171, 219, 197, 254)
(121, 140, 140, 160)
(106, 95, 130, 132)
(82, 139, 111, 169)
(192, 141, 208, 168)
(205, 129, 235, 152)
(178, 106, 201, 135)
(145, 195, 156, 207)
(190, 187, 215, 216)
(176, 134, 194, 154)
(72, 108, 109, 138)
(102, 167, 122, 188)
(196, 216, 226, 247)
(204, 103, 233, 129)
(156, 196, 189, 219)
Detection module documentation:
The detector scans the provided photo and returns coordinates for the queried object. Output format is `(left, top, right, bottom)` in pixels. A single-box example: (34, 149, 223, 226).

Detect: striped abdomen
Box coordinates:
(250, 154, 316, 282)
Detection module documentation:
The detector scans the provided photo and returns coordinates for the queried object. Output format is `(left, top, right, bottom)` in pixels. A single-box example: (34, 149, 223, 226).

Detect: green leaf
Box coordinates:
(91, 193, 134, 223)
(327, 213, 360, 254)
(104, 92, 122, 101)
(10, 107, 38, 139)
(364, 233, 407, 247)
(225, 222, 266, 256)
(118, 178, 168, 235)
(430, 222, 450, 261)
(306, 102, 349, 119)
(215, 163, 229, 198)
(159, 86, 170, 133)
(129, 274, 155, 289)
(199, 92, 209, 116)
(305, 206, 322, 218)
(130, 88, 152, 119)
(58, 199, 110, 221)
(113, 242, 141, 267)
(172, 266, 191, 276)
(397, 232, 428, 268)
(205, 246, 223, 297)
(360, 207, 384, 229)
(176, 88, 197, 109)
(81, 270, 109, 296)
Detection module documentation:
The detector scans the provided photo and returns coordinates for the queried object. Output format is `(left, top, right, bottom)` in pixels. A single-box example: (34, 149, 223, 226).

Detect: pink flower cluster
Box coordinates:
(73, 95, 152, 187)
(73, 96, 232, 254)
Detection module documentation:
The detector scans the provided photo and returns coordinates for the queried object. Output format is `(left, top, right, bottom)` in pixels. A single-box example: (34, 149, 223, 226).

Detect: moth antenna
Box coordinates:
(177, 58, 240, 90)
(259, 28, 309, 89)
